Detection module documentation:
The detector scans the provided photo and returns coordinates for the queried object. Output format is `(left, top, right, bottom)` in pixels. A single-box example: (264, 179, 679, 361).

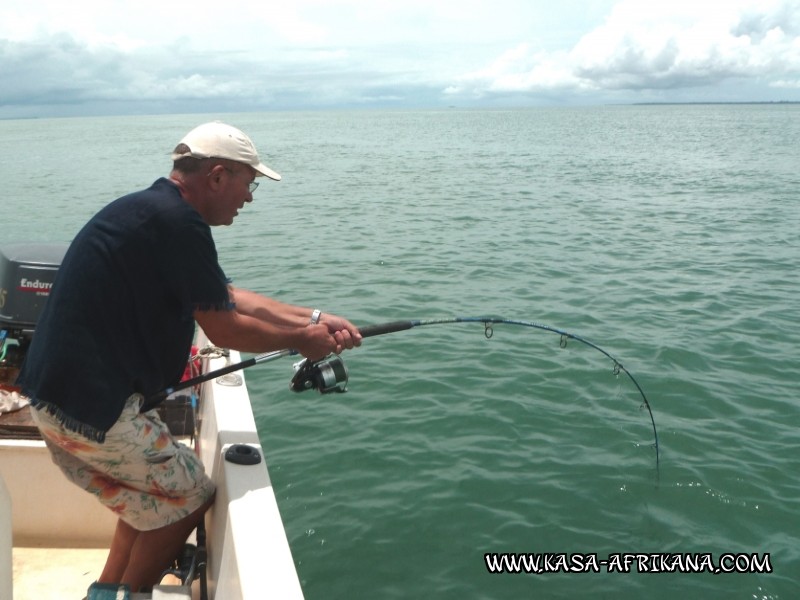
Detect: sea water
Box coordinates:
(1, 105, 798, 599)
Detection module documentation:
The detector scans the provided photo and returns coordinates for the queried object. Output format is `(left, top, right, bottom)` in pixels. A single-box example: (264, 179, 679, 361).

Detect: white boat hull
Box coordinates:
(197, 336, 304, 599)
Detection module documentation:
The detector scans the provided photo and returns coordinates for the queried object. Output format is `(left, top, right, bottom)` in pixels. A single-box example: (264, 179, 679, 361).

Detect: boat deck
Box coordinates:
(14, 546, 107, 600)
(13, 546, 199, 599)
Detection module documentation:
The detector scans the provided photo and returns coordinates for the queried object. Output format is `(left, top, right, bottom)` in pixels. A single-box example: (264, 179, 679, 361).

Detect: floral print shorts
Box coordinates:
(31, 394, 215, 531)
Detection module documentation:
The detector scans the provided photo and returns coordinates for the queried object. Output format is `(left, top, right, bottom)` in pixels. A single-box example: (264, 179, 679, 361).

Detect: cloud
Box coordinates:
(0, 31, 447, 118)
(0, 35, 125, 106)
(1, 0, 799, 117)
(771, 78, 800, 88)
(444, 44, 582, 98)
(446, 0, 800, 101)
(0, 0, 611, 117)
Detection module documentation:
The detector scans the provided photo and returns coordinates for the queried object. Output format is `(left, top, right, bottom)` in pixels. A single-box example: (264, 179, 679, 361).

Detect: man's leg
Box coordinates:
(99, 496, 213, 592)
(98, 518, 139, 583)
(32, 397, 215, 591)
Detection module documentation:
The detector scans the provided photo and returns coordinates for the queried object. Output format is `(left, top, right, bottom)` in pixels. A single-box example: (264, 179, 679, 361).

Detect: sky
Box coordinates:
(1, 0, 799, 118)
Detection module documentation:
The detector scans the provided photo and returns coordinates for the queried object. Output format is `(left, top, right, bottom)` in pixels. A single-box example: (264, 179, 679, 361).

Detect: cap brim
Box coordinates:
(255, 163, 281, 181)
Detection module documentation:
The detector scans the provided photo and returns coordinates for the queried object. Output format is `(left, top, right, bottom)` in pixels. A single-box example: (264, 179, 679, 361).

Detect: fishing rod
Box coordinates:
(155, 316, 659, 470)
(153, 348, 296, 402)
(358, 317, 659, 470)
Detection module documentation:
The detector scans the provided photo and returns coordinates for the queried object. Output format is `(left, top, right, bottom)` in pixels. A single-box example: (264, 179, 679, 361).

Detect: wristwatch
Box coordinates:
(310, 309, 322, 325)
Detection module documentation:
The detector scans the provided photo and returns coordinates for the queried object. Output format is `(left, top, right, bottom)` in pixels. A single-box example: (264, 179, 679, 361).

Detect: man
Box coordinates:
(17, 122, 361, 592)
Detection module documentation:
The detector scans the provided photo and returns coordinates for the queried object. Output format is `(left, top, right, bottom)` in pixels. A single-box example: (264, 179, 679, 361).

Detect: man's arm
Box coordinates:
(194, 286, 361, 360)
(227, 286, 313, 327)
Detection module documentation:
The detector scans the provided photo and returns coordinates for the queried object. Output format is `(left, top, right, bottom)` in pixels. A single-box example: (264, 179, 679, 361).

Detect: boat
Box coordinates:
(0, 243, 305, 599)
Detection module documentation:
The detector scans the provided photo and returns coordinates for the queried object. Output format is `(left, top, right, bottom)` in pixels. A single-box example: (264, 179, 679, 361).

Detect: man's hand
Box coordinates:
(319, 313, 363, 354)
(295, 323, 340, 362)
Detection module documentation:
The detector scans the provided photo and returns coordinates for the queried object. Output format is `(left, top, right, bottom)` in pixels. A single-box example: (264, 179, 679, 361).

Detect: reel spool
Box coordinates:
(290, 355, 349, 394)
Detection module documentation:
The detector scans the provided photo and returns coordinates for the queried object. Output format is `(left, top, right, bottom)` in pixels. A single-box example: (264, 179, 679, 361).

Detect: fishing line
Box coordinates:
(155, 316, 660, 472)
(356, 317, 659, 472)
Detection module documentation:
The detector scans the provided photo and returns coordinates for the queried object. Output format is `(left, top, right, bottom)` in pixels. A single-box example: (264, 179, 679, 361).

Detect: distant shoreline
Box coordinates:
(632, 101, 800, 105)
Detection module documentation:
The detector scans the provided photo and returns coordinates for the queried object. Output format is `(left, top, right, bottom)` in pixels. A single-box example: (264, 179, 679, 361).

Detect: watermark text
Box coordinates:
(484, 552, 772, 575)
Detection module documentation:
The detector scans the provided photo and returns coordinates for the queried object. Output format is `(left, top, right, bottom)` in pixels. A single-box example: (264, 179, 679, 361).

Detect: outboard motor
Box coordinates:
(0, 243, 68, 370)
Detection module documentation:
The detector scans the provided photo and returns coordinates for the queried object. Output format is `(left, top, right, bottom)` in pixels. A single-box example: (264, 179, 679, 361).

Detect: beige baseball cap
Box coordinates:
(172, 121, 281, 181)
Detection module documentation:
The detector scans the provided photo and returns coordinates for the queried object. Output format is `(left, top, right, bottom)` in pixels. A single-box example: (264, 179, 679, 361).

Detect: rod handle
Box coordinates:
(358, 320, 415, 338)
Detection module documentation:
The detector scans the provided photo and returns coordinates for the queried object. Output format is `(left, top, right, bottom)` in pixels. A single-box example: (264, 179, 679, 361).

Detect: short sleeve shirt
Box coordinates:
(18, 178, 230, 440)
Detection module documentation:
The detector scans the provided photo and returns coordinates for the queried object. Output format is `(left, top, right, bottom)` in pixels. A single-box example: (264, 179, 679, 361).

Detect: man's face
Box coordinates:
(208, 164, 258, 226)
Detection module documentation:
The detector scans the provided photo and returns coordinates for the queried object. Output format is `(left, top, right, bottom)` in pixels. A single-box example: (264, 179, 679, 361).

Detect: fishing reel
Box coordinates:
(290, 354, 349, 394)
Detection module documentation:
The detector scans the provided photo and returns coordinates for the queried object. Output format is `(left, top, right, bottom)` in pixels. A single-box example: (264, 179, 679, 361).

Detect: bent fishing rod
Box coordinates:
(155, 316, 659, 470)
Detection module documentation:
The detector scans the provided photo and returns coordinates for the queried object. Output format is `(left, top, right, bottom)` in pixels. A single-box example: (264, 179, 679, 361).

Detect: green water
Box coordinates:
(2, 105, 798, 598)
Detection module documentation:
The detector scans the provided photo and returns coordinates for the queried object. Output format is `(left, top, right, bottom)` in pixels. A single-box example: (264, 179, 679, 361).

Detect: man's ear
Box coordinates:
(206, 164, 227, 190)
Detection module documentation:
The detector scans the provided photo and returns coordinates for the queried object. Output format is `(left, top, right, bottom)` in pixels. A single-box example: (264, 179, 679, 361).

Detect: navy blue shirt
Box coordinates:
(18, 178, 231, 441)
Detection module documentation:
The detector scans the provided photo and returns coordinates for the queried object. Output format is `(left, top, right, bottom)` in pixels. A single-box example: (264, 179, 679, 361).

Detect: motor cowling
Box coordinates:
(0, 243, 68, 364)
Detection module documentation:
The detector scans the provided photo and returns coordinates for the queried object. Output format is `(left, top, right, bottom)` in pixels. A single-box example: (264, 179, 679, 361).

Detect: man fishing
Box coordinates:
(16, 121, 362, 592)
